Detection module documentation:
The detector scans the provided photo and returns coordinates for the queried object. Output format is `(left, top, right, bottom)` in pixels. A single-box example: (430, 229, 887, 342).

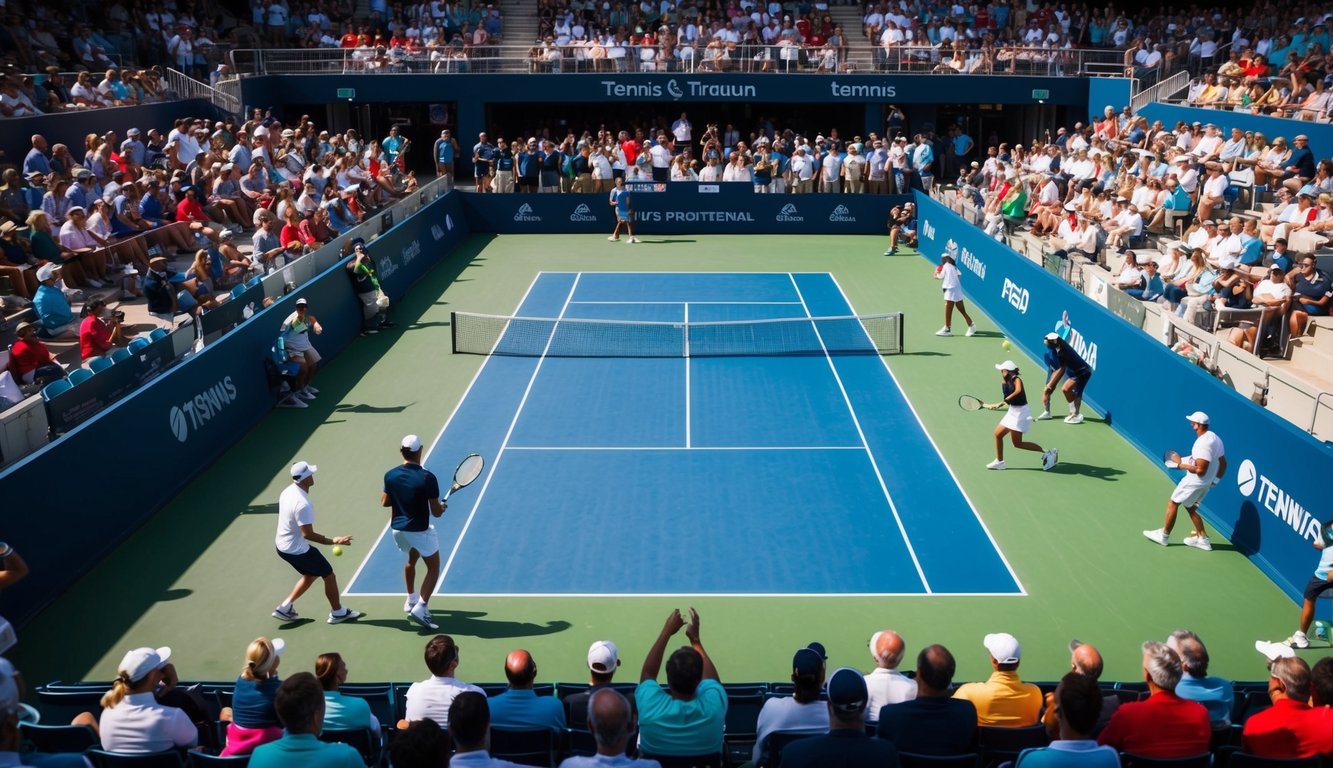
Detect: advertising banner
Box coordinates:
(914, 192, 1333, 604)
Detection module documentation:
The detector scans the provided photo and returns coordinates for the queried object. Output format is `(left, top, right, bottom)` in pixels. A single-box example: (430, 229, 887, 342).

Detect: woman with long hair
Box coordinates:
(97, 646, 197, 753)
(220, 637, 286, 756)
(984, 361, 1057, 471)
(314, 653, 381, 732)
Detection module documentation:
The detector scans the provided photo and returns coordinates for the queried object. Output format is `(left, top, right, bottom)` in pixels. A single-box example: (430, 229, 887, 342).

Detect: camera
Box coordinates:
(113, 310, 125, 323)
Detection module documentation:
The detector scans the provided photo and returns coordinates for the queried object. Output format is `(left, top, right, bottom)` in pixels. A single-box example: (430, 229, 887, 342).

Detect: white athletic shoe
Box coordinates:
(628, 237, 639, 243)
(985, 459, 1006, 470)
(965, 325, 977, 337)
(272, 605, 299, 621)
(404, 597, 417, 613)
(1286, 632, 1311, 649)
(1256, 640, 1297, 659)
(936, 327, 953, 337)
(1037, 410, 1053, 420)
(1042, 449, 1058, 470)
(305, 385, 320, 395)
(297, 389, 317, 401)
(279, 395, 308, 409)
(1064, 413, 1085, 424)
(408, 601, 439, 630)
(1183, 534, 1213, 551)
(608, 236, 619, 241)
(328, 608, 363, 625)
(1142, 528, 1169, 546)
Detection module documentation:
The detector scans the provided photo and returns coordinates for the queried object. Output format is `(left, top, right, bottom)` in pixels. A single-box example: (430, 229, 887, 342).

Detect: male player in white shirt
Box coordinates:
(1144, 411, 1226, 551)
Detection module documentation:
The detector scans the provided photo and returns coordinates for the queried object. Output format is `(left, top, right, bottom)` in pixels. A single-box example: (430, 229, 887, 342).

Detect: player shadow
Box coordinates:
(334, 403, 413, 414)
(897, 351, 950, 357)
(967, 331, 1005, 338)
(241, 502, 279, 515)
(403, 320, 454, 330)
(350, 613, 572, 639)
(1043, 462, 1126, 481)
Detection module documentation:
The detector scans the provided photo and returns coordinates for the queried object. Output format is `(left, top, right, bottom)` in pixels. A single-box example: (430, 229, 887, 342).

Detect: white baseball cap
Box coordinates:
(983, 632, 1021, 664)
(1186, 411, 1210, 425)
(995, 360, 1019, 371)
(118, 646, 172, 684)
(402, 434, 422, 452)
(291, 461, 317, 481)
(587, 640, 619, 673)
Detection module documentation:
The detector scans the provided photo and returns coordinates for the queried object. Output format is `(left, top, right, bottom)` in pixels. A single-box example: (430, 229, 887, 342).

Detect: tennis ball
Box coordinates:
(1001, 339, 1012, 350)
(331, 545, 343, 557)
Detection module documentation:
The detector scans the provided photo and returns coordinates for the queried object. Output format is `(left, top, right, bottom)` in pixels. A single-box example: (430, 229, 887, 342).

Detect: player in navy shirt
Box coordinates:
(1041, 332, 1093, 424)
(382, 434, 445, 630)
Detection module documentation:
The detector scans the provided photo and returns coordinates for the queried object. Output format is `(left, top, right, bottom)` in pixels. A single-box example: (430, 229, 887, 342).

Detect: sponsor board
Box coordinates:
(169, 376, 238, 442)
(1236, 458, 1321, 541)
(570, 203, 598, 222)
(514, 202, 542, 222)
(776, 203, 804, 222)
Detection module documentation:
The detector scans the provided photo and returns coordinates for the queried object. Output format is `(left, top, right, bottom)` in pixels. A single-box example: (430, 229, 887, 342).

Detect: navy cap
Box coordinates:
(792, 647, 823, 676)
(827, 667, 868, 716)
(807, 642, 827, 660)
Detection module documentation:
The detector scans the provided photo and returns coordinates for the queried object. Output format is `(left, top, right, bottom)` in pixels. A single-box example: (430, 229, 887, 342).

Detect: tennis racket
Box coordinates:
(1163, 449, 1182, 469)
(958, 395, 991, 411)
(442, 453, 485, 502)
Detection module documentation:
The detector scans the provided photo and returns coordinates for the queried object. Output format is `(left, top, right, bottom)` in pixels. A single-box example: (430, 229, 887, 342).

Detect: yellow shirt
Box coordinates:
(951, 670, 1043, 727)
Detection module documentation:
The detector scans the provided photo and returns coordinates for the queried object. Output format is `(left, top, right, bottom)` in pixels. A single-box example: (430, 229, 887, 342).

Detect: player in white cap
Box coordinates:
(1144, 412, 1226, 551)
(272, 461, 361, 624)
(985, 361, 1057, 471)
(383, 435, 447, 630)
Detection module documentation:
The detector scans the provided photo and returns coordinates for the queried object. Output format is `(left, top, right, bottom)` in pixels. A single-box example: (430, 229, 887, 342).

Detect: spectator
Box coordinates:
(636, 609, 726, 761)
(98, 646, 197, 753)
(9, 322, 64, 388)
(1287, 255, 1332, 340)
(448, 691, 521, 768)
(1231, 265, 1291, 355)
(390, 719, 452, 768)
(314, 653, 380, 733)
(249, 672, 362, 768)
(878, 644, 976, 755)
(489, 650, 566, 733)
(0, 220, 39, 300)
(779, 667, 899, 768)
(78, 297, 127, 360)
(221, 637, 286, 756)
(401, 635, 482, 729)
(1041, 641, 1118, 738)
(559, 688, 658, 768)
(564, 641, 626, 731)
(1097, 641, 1211, 758)
(1242, 654, 1333, 759)
(0, 658, 36, 768)
(1015, 672, 1118, 767)
(952, 633, 1042, 727)
(31, 264, 78, 339)
(753, 645, 829, 765)
(864, 630, 916, 724)
(1165, 630, 1232, 729)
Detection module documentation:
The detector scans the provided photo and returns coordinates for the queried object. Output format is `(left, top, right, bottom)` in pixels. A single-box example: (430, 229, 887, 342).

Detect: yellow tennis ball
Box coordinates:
(1001, 339, 1012, 350)
(331, 545, 343, 557)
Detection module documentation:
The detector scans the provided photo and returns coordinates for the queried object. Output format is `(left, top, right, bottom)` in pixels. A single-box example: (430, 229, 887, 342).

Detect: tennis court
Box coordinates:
(347, 271, 1022, 597)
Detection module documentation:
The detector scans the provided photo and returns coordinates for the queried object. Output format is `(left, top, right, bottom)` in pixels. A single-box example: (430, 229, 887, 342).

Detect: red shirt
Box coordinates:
(79, 315, 112, 360)
(1242, 698, 1333, 758)
(340, 33, 359, 47)
(10, 337, 53, 378)
(175, 197, 206, 223)
(1098, 691, 1211, 758)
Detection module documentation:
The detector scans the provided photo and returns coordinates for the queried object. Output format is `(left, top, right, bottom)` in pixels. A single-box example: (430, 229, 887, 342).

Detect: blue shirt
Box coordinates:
(1015, 740, 1120, 768)
(635, 679, 727, 757)
(383, 463, 440, 532)
(322, 691, 376, 732)
(952, 133, 974, 158)
(488, 689, 567, 733)
(23, 148, 51, 177)
(231, 677, 282, 728)
(33, 284, 73, 332)
(913, 143, 934, 173)
(383, 135, 406, 163)
(610, 187, 631, 217)
(248, 732, 362, 768)
(1052, 341, 1092, 379)
(1175, 675, 1234, 727)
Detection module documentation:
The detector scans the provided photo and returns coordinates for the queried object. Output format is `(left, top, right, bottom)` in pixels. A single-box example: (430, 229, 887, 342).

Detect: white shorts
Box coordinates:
(943, 286, 964, 302)
(288, 345, 322, 365)
(1171, 481, 1210, 507)
(1000, 404, 1033, 433)
(393, 525, 439, 557)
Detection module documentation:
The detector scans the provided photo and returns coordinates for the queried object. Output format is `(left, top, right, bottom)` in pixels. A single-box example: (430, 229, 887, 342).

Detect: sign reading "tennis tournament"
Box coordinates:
(597, 77, 898, 100)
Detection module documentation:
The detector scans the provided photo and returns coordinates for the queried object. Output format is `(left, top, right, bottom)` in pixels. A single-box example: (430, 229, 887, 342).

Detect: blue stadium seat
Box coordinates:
(978, 725, 1048, 766)
(87, 357, 113, 373)
(489, 728, 558, 767)
(318, 727, 381, 767)
(40, 378, 72, 402)
(150, 328, 168, 341)
(765, 731, 819, 768)
(337, 684, 395, 733)
(86, 749, 186, 768)
(229, 284, 246, 301)
(722, 693, 766, 765)
(18, 722, 98, 753)
(67, 368, 93, 386)
(127, 338, 150, 353)
(110, 348, 131, 363)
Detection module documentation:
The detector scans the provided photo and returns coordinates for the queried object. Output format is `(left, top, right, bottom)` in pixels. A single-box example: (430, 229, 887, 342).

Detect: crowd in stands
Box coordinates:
(6, 613, 1333, 765)
(946, 98, 1333, 359)
(0, 111, 418, 397)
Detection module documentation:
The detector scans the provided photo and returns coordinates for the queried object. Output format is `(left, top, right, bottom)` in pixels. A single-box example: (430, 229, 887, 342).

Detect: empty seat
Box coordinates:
(40, 378, 72, 401)
(110, 348, 131, 362)
(86, 749, 187, 768)
(489, 727, 558, 767)
(66, 368, 93, 386)
(18, 722, 98, 753)
(87, 357, 113, 373)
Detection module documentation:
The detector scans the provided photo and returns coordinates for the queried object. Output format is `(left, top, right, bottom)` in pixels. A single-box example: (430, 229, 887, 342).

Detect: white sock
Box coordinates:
(333, 607, 348, 616)
(1069, 403, 1077, 415)
(279, 601, 293, 610)
(406, 593, 419, 606)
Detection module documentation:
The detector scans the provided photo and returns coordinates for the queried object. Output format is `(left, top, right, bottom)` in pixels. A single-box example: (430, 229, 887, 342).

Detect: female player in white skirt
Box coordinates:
(935, 254, 976, 337)
(987, 360, 1058, 471)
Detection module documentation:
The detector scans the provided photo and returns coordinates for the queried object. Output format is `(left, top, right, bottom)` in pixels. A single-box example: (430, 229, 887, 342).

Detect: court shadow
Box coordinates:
(241, 502, 279, 515)
(437, 612, 572, 639)
(639, 239, 696, 244)
(403, 321, 453, 330)
(1046, 462, 1125, 481)
(968, 331, 1005, 338)
(158, 588, 193, 602)
(897, 351, 950, 357)
(335, 403, 414, 414)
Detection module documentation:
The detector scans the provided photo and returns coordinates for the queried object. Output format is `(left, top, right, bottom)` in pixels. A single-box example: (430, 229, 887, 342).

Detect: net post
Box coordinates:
(898, 312, 905, 354)
(450, 311, 458, 353)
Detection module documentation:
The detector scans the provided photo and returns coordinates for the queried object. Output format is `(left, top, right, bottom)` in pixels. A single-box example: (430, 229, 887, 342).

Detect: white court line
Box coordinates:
(504, 445, 865, 451)
(342, 273, 548, 598)
(567, 301, 804, 305)
(683, 302, 691, 449)
(827, 274, 1027, 596)
(788, 273, 933, 594)
(436, 273, 583, 587)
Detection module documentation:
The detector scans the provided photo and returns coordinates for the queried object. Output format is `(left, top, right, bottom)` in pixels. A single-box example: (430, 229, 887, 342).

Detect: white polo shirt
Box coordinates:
(752, 697, 829, 763)
(404, 676, 483, 726)
(275, 483, 314, 555)
(864, 668, 918, 722)
(99, 692, 197, 753)
(1180, 430, 1224, 490)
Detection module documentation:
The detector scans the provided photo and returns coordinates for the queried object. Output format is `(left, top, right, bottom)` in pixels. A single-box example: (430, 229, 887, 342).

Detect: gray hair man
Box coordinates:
(1096, 641, 1211, 758)
(1167, 630, 1233, 728)
(864, 630, 916, 723)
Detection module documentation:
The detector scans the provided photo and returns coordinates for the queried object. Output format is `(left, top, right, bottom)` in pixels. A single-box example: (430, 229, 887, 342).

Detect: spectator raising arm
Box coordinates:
(641, 609, 686, 682)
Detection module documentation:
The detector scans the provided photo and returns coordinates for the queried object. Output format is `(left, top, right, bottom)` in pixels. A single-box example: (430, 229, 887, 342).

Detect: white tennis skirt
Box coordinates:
(1001, 404, 1033, 433)
(943, 286, 964, 302)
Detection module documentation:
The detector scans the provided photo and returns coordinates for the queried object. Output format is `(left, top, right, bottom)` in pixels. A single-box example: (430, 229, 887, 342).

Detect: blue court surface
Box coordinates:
(346, 272, 1023, 597)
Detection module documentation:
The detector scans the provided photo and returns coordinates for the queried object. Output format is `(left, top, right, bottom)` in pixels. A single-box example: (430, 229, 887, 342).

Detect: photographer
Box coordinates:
(885, 203, 917, 255)
(78, 296, 127, 360)
(346, 237, 394, 335)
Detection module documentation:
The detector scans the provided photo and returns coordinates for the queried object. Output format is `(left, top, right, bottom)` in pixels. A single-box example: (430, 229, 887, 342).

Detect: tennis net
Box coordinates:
(450, 311, 904, 357)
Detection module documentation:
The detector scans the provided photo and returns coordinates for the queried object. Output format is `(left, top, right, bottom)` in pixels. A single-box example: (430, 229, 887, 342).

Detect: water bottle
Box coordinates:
(1314, 620, 1329, 642)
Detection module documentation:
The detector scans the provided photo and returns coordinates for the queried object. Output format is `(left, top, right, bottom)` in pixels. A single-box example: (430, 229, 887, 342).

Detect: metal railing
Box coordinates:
(1131, 69, 1189, 113)
(228, 44, 1127, 78)
(163, 68, 242, 114)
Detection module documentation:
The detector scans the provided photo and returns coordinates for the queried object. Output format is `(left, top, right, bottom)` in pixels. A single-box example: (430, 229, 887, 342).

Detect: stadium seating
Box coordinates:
(1119, 753, 1212, 767)
(66, 369, 93, 387)
(722, 693, 766, 764)
(977, 725, 1049, 767)
(86, 749, 187, 768)
(126, 338, 150, 353)
(110, 348, 131, 363)
(317, 727, 382, 767)
(766, 731, 819, 768)
(489, 727, 560, 767)
(40, 378, 72, 402)
(149, 328, 169, 342)
(87, 357, 113, 373)
(898, 754, 980, 768)
(18, 721, 98, 753)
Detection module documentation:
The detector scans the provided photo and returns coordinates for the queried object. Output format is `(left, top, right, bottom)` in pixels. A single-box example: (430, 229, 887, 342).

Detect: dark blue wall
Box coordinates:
(914, 193, 1333, 604)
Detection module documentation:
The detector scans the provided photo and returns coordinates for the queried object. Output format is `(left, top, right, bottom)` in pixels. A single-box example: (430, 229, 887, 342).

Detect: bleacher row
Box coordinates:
(936, 191, 1333, 445)
(18, 676, 1289, 768)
